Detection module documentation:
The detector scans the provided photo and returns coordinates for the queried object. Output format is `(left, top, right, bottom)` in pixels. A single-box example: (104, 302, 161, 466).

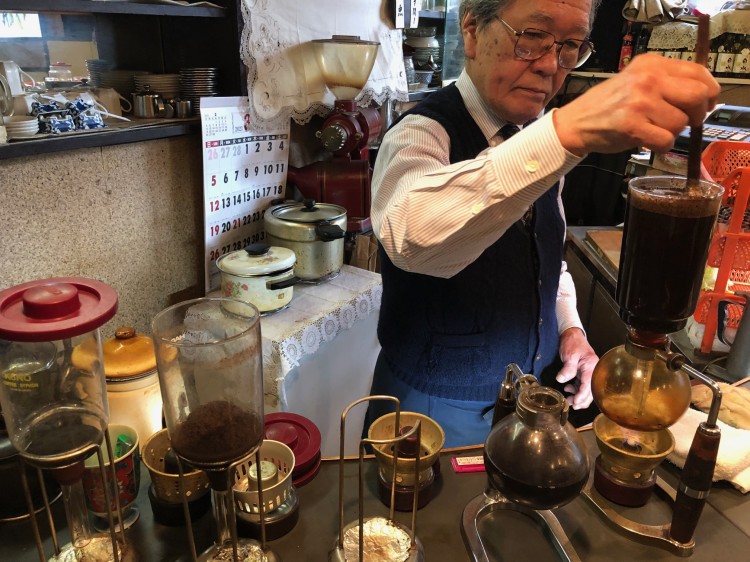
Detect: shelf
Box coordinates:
(418, 10, 446, 20)
(0, 0, 227, 17)
(0, 118, 201, 160)
(569, 71, 750, 86)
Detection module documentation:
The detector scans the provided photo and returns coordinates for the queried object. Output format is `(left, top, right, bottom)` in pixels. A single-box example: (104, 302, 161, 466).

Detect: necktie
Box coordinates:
(497, 123, 534, 227)
(499, 123, 520, 140)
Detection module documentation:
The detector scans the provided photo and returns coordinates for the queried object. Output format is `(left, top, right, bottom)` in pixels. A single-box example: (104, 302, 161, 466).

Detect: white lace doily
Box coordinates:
(649, 11, 750, 50)
(240, 0, 409, 132)
(259, 265, 382, 407)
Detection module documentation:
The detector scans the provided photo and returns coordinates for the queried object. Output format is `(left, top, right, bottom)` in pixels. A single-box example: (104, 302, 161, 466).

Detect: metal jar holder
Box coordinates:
(329, 395, 425, 562)
(20, 430, 129, 562)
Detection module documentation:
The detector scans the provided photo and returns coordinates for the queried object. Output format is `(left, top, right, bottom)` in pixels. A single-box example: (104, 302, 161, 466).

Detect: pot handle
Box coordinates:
(316, 222, 345, 242)
(267, 276, 301, 290)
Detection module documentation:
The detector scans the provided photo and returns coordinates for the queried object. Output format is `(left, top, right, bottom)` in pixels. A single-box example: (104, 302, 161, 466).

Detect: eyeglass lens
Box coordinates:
(516, 29, 592, 69)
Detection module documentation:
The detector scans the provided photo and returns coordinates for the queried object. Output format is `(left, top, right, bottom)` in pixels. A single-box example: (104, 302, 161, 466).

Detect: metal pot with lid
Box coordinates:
(216, 243, 300, 314)
(72, 326, 163, 451)
(264, 200, 346, 282)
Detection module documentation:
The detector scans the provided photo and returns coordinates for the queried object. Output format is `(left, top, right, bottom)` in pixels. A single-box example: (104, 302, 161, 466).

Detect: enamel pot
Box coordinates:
(216, 243, 300, 314)
(264, 200, 346, 282)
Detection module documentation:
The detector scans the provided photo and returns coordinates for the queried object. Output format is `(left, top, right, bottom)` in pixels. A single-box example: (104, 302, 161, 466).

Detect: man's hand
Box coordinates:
(553, 53, 721, 156)
(556, 327, 598, 410)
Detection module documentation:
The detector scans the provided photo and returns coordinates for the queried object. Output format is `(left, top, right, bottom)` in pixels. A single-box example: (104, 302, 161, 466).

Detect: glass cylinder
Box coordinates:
(0, 279, 118, 468)
(151, 297, 264, 474)
(616, 176, 723, 334)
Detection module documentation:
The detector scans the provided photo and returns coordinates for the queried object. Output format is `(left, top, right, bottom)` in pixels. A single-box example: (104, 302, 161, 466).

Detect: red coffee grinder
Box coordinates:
(287, 36, 382, 233)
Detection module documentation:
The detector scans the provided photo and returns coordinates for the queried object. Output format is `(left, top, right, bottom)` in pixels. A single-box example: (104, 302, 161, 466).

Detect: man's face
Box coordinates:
(462, 0, 592, 124)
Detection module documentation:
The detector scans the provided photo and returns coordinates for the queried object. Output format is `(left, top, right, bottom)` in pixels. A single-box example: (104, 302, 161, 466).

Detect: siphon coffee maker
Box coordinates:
(585, 175, 726, 555)
(151, 297, 278, 562)
(0, 277, 132, 562)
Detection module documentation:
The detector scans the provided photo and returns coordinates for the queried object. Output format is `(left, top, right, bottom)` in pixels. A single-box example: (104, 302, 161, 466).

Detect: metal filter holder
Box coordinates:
(329, 396, 425, 562)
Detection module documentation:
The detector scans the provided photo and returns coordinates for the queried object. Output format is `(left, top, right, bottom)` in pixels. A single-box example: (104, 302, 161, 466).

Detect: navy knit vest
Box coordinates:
(376, 83, 564, 401)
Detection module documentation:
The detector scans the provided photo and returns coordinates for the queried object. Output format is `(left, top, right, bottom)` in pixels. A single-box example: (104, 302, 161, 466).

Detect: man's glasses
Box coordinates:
(495, 17, 595, 70)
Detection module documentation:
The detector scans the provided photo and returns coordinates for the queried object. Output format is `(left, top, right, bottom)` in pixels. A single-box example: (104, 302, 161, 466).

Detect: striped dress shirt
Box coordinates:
(371, 70, 587, 336)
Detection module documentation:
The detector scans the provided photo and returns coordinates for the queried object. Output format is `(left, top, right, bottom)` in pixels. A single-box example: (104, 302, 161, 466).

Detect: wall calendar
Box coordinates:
(200, 97, 290, 292)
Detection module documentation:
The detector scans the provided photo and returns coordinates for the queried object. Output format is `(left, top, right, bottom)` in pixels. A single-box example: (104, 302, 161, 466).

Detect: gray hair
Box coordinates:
(459, 0, 603, 32)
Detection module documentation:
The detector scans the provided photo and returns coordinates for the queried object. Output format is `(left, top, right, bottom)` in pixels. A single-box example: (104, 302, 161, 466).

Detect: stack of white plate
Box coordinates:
(85, 59, 113, 87)
(4, 116, 39, 139)
(134, 73, 180, 99)
(179, 67, 219, 115)
(98, 70, 151, 97)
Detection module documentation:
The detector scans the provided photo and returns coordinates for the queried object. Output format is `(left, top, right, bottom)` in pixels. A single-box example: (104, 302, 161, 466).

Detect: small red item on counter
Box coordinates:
(451, 455, 485, 473)
(264, 412, 322, 486)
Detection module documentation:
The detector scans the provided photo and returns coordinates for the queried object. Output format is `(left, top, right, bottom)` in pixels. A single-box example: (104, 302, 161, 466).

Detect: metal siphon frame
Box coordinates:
(581, 348, 723, 557)
(19, 429, 128, 562)
(329, 395, 425, 562)
(461, 489, 582, 562)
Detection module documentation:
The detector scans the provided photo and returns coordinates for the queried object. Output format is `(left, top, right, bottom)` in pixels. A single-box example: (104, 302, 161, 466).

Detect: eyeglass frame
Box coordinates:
(495, 16, 595, 70)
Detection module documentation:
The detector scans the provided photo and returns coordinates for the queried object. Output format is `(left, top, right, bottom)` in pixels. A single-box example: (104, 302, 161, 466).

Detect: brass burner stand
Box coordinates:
(582, 350, 723, 557)
(329, 396, 425, 562)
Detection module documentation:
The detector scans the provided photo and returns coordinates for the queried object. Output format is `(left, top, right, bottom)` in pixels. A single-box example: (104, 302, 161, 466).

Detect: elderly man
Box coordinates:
(366, 0, 720, 447)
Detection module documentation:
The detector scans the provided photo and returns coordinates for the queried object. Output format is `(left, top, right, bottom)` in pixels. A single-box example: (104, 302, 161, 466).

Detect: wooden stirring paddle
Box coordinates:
(686, 14, 711, 189)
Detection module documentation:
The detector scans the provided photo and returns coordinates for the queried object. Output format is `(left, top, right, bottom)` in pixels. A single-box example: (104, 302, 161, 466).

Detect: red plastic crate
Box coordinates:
(693, 141, 750, 353)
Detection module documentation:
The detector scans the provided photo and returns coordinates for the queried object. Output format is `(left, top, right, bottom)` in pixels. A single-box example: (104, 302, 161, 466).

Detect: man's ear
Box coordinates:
(462, 11, 478, 60)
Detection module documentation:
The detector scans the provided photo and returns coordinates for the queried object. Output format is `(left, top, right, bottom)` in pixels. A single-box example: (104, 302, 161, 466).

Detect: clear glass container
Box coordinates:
(151, 297, 271, 562)
(310, 36, 380, 100)
(616, 176, 723, 334)
(483, 386, 590, 510)
(591, 331, 692, 432)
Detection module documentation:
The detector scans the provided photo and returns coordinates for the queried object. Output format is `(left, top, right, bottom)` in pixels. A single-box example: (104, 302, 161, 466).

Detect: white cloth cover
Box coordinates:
(667, 406, 750, 494)
(648, 11, 750, 50)
(623, 0, 689, 23)
(240, 0, 409, 131)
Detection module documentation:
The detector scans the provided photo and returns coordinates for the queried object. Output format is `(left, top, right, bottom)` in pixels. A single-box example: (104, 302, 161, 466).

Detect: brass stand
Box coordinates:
(582, 351, 723, 557)
(329, 396, 424, 562)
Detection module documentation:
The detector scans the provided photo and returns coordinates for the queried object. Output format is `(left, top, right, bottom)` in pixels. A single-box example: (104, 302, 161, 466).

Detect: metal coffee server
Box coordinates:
(132, 91, 165, 118)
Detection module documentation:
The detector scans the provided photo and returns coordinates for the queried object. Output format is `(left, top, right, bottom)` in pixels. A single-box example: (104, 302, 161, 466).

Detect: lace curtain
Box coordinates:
(648, 10, 750, 50)
(240, 0, 409, 132)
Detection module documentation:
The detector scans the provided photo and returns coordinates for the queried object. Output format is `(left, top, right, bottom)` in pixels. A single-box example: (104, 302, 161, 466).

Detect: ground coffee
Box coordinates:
(171, 400, 262, 467)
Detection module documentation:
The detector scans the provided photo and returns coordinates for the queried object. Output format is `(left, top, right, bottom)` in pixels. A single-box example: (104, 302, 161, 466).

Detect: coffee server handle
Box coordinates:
(669, 422, 721, 544)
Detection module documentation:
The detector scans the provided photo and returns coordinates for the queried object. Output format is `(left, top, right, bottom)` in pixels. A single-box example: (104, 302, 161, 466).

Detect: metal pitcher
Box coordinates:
(132, 92, 165, 118)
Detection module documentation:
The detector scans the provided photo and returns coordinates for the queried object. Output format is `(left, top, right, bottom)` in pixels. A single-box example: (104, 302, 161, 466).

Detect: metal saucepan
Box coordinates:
(264, 200, 347, 282)
(217, 243, 300, 314)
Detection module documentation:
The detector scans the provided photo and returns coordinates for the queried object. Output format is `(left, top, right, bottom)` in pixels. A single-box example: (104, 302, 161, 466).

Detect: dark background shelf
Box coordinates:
(0, 0, 227, 18)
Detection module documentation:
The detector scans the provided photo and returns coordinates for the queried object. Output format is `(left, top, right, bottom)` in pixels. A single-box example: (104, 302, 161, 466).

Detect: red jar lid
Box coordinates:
(264, 412, 321, 487)
(0, 277, 118, 342)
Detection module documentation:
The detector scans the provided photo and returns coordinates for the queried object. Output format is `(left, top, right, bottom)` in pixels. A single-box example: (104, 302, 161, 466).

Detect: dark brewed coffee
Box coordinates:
(484, 451, 587, 510)
(171, 400, 262, 467)
(617, 183, 720, 334)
